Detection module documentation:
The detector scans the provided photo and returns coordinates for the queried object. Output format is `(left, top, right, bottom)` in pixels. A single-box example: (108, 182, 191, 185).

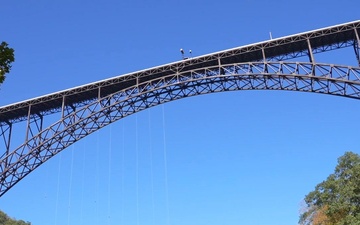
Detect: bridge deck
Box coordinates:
(1, 20, 360, 123)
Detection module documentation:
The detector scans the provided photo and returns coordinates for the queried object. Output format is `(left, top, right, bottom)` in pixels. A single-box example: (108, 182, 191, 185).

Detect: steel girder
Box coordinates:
(1, 61, 360, 197)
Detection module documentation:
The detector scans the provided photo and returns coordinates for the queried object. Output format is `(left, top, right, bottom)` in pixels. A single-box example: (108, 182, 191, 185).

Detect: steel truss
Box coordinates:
(1, 21, 360, 126)
(1, 61, 360, 196)
(1, 20, 360, 196)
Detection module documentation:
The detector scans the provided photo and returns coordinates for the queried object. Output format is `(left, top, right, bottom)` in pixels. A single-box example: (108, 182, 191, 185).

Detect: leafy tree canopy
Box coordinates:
(0, 41, 15, 84)
(0, 210, 31, 225)
(299, 151, 360, 225)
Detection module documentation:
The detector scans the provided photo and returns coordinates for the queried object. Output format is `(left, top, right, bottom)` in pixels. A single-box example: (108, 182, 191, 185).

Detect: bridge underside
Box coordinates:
(0, 21, 360, 197)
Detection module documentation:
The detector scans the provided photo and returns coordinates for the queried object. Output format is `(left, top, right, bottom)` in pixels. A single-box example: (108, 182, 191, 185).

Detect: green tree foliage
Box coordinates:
(0, 41, 15, 84)
(299, 151, 360, 225)
(0, 210, 31, 225)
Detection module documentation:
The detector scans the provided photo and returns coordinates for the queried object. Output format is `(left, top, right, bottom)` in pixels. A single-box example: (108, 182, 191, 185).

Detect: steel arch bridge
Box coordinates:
(0, 20, 360, 197)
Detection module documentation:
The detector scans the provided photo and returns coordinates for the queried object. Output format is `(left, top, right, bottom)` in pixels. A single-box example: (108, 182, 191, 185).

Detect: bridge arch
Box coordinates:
(1, 61, 360, 196)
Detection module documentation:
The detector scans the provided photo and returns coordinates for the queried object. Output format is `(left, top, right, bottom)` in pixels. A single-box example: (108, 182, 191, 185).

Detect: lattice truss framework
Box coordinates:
(1, 62, 360, 196)
(0, 21, 360, 197)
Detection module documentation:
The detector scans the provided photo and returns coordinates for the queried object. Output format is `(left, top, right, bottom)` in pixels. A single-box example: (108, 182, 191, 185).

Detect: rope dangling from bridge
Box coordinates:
(162, 105, 171, 225)
(95, 131, 100, 225)
(67, 145, 75, 225)
(136, 114, 140, 225)
(54, 153, 62, 225)
(147, 109, 156, 224)
(107, 124, 113, 225)
(121, 120, 125, 225)
(80, 138, 86, 225)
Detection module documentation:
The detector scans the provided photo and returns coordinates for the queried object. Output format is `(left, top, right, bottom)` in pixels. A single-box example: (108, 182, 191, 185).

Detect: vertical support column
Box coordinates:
(31, 114, 44, 147)
(354, 28, 360, 67)
(25, 105, 32, 141)
(98, 86, 102, 100)
(0, 122, 12, 160)
(136, 77, 140, 93)
(262, 48, 268, 73)
(61, 96, 66, 118)
(0, 122, 11, 176)
(262, 48, 267, 62)
(38, 115, 43, 145)
(218, 58, 224, 75)
(307, 39, 315, 64)
(25, 112, 44, 146)
(307, 39, 316, 78)
(21, 105, 45, 158)
(61, 96, 77, 126)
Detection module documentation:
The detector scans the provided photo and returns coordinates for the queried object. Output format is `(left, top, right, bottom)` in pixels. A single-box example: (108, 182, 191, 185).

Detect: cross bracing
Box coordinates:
(0, 20, 360, 197)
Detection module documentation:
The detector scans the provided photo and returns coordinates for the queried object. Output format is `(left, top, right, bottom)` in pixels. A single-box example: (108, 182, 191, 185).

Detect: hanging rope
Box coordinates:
(148, 109, 156, 223)
(121, 120, 125, 225)
(95, 131, 100, 225)
(54, 153, 62, 225)
(108, 124, 113, 225)
(67, 145, 75, 225)
(80, 138, 86, 225)
(44, 151, 51, 200)
(136, 115, 140, 225)
(162, 105, 170, 225)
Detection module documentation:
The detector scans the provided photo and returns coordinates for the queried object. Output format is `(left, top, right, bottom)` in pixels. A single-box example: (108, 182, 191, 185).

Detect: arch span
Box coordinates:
(1, 61, 360, 196)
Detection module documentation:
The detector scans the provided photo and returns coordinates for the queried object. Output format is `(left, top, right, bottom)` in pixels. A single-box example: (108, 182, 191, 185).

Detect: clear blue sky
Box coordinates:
(1, 1, 360, 225)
